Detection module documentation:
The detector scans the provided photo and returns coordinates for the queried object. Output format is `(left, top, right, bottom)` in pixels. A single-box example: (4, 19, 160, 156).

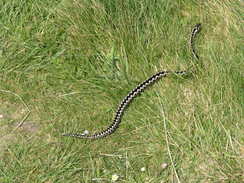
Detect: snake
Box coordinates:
(63, 23, 202, 139)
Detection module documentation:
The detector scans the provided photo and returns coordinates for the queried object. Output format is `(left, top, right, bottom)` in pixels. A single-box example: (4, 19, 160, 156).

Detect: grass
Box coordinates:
(0, 0, 243, 182)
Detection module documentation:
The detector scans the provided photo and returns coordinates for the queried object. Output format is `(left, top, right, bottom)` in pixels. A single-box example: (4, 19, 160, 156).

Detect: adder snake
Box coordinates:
(63, 24, 202, 139)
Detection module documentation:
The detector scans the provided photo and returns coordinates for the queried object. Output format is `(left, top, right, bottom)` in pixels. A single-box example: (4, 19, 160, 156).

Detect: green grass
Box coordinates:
(0, 0, 243, 182)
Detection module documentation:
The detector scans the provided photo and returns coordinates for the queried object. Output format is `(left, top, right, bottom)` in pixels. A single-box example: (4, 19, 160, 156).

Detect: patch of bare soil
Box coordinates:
(0, 120, 40, 155)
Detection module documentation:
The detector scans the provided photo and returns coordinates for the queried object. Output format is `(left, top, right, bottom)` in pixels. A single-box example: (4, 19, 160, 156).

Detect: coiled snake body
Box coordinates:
(63, 24, 201, 139)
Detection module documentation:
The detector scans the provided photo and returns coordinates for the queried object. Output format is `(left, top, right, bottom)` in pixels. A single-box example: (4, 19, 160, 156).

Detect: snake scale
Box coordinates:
(63, 23, 202, 139)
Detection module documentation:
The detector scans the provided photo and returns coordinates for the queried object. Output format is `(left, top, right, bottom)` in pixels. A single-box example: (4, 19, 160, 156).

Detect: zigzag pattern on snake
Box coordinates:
(63, 23, 202, 139)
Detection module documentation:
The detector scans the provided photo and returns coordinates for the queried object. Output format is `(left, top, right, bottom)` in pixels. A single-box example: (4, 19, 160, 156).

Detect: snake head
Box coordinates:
(194, 23, 202, 33)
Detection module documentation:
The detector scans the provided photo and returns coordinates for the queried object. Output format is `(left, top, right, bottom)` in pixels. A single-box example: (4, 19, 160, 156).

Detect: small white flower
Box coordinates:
(161, 163, 168, 170)
(82, 130, 89, 135)
(0, 114, 3, 119)
(111, 174, 119, 182)
(140, 167, 146, 172)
